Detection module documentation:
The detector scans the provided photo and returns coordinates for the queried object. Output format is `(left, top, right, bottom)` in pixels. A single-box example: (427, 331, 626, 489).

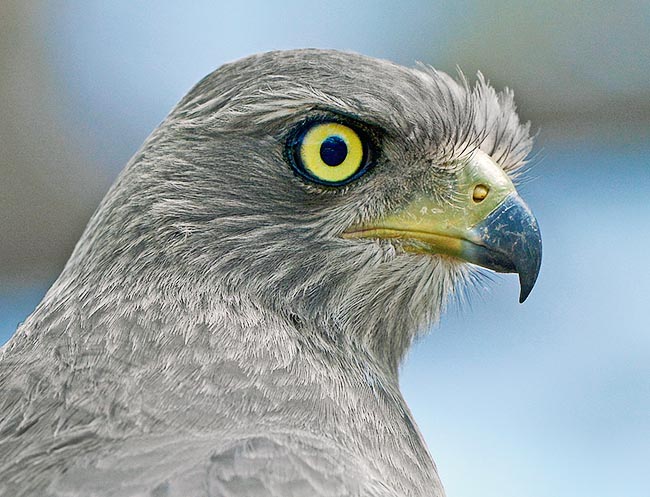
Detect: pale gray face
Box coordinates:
(77, 49, 538, 369)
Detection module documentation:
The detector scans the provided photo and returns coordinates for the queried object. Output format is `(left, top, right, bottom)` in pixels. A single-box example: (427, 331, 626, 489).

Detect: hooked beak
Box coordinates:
(342, 150, 542, 302)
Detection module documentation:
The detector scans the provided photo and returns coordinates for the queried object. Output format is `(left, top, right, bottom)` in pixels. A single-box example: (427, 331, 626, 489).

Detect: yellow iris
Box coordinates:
(299, 123, 364, 184)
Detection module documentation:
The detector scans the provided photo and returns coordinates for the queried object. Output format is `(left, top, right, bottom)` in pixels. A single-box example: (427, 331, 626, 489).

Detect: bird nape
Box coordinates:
(0, 49, 541, 497)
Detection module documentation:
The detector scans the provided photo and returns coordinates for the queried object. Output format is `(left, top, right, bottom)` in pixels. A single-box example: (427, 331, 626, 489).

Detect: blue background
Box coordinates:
(1, 2, 648, 497)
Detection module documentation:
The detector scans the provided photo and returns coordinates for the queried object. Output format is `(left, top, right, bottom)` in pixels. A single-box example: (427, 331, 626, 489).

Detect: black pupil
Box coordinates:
(320, 136, 348, 166)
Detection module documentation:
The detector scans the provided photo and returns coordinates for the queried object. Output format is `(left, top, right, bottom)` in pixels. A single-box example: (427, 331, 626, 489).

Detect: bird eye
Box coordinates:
(288, 121, 371, 186)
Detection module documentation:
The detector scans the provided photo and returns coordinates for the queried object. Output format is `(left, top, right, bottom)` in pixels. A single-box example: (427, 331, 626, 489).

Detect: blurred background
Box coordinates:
(1, 1, 648, 496)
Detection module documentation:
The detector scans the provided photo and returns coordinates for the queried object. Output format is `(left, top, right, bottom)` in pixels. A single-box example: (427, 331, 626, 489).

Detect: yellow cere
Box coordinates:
(299, 123, 364, 183)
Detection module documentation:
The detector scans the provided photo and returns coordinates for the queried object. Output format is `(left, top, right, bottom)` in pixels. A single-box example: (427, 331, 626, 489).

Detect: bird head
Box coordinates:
(73, 49, 541, 371)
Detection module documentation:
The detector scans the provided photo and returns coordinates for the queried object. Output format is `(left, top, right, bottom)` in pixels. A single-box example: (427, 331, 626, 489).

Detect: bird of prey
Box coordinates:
(0, 49, 541, 496)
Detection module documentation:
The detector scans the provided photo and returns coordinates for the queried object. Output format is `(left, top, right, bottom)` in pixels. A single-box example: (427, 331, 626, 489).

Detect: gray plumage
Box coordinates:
(0, 49, 534, 496)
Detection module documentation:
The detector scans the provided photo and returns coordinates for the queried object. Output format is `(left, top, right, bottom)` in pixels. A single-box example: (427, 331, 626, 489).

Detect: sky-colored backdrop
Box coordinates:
(1, 2, 648, 497)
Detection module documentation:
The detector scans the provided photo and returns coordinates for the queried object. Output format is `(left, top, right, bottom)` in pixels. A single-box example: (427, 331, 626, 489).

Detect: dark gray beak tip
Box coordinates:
(469, 194, 542, 303)
(505, 195, 542, 303)
(518, 247, 541, 303)
(515, 202, 542, 303)
(519, 282, 534, 303)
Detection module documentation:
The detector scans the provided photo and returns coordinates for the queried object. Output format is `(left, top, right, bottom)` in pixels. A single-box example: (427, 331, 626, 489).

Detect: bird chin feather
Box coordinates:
(308, 238, 472, 371)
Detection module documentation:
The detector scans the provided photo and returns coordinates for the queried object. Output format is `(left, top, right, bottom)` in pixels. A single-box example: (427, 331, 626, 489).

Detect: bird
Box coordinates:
(0, 49, 541, 497)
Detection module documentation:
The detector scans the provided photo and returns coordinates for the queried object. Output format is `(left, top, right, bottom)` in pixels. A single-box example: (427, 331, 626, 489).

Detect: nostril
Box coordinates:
(472, 184, 489, 203)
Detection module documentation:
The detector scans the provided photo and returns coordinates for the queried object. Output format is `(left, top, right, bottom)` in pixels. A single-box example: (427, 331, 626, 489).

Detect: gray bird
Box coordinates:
(0, 49, 541, 497)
